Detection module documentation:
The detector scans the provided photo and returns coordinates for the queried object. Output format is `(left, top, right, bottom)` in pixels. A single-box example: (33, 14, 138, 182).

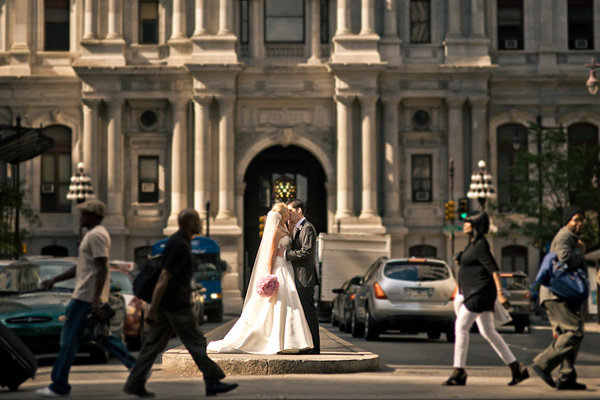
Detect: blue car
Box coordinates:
(152, 236, 225, 322)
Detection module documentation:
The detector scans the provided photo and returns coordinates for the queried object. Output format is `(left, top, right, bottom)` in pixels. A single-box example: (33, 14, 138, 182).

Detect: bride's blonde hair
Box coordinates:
(271, 202, 288, 216)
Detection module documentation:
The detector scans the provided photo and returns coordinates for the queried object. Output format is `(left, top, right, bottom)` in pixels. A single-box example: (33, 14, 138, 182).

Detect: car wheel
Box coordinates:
(364, 309, 379, 341)
(427, 329, 441, 340)
(207, 306, 223, 323)
(514, 323, 526, 334)
(338, 318, 346, 332)
(331, 312, 339, 327)
(89, 345, 109, 364)
(351, 310, 365, 338)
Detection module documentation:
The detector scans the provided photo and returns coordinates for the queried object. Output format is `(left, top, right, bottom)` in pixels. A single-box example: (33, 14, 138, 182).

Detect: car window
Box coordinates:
(364, 258, 383, 282)
(0, 263, 74, 292)
(384, 262, 450, 282)
(111, 271, 134, 294)
(501, 275, 529, 290)
(193, 254, 220, 281)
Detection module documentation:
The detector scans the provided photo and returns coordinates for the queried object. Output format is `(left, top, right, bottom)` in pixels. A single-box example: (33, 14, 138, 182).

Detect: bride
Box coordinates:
(207, 202, 313, 354)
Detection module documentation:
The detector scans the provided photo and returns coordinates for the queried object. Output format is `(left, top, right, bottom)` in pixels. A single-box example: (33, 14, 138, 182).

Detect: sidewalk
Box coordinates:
(161, 318, 379, 376)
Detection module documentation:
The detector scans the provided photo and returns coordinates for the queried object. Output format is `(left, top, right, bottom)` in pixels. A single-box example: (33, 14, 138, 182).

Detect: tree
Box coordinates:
(0, 181, 39, 258)
(495, 122, 600, 251)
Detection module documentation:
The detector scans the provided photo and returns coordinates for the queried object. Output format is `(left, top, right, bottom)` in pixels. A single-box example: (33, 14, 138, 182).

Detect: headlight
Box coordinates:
(210, 293, 221, 300)
(58, 315, 66, 322)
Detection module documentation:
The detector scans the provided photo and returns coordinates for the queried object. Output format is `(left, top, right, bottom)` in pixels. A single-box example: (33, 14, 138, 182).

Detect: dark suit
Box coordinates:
(286, 218, 320, 352)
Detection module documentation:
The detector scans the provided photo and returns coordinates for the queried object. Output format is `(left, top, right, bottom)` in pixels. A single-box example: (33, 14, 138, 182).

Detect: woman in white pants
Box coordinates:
(444, 212, 529, 386)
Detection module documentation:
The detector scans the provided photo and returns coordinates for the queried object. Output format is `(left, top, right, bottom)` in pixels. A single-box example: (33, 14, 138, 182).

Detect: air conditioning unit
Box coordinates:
(574, 39, 589, 49)
(504, 39, 518, 49)
(141, 182, 156, 193)
(41, 183, 54, 194)
(415, 191, 430, 202)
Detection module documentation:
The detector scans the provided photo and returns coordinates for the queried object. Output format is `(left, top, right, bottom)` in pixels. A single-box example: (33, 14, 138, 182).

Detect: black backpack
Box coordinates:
(133, 255, 163, 303)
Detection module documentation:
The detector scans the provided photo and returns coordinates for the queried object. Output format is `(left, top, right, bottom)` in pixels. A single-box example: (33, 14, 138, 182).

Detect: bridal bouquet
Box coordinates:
(256, 274, 279, 297)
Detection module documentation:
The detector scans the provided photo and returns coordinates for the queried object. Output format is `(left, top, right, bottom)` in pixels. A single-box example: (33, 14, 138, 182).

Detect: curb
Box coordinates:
(161, 319, 379, 376)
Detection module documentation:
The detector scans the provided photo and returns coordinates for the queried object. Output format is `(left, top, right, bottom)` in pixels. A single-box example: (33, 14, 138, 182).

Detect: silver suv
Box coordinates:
(353, 257, 457, 342)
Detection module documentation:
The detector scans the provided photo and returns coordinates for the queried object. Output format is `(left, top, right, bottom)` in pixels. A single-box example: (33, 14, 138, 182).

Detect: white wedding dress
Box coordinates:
(207, 235, 313, 354)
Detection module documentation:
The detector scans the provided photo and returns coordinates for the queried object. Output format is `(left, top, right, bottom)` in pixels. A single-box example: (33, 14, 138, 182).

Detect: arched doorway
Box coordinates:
(243, 145, 327, 291)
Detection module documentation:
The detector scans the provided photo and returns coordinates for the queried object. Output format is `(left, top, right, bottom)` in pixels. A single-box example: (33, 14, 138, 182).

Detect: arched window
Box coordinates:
(497, 123, 528, 212)
(41, 245, 68, 257)
(41, 125, 71, 213)
(568, 123, 598, 209)
(409, 245, 437, 258)
(501, 245, 528, 273)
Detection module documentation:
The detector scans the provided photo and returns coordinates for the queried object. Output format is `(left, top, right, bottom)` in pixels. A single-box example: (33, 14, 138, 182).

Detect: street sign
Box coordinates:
(442, 225, 462, 233)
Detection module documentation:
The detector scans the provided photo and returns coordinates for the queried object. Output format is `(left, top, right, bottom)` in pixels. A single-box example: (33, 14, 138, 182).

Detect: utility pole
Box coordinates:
(448, 159, 455, 259)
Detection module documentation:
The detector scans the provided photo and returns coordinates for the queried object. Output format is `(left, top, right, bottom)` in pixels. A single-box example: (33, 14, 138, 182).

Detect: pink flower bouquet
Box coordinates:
(256, 274, 279, 297)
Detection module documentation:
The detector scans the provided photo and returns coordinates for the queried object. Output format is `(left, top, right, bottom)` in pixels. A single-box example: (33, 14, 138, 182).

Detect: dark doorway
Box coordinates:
(41, 245, 68, 257)
(243, 145, 327, 293)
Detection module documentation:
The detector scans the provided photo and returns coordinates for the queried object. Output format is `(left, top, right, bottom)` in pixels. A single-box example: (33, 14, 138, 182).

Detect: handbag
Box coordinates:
(454, 292, 512, 328)
(87, 303, 116, 342)
(536, 252, 589, 307)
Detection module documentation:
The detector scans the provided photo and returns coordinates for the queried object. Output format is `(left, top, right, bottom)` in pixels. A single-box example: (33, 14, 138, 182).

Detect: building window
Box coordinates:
(568, 123, 598, 208)
(411, 154, 432, 202)
(410, 0, 430, 43)
(497, 0, 524, 50)
(568, 0, 594, 50)
(501, 245, 528, 273)
(240, 0, 250, 45)
(44, 0, 70, 51)
(320, 0, 329, 44)
(265, 0, 305, 43)
(139, 0, 159, 44)
(41, 126, 71, 213)
(138, 156, 159, 203)
(497, 123, 528, 212)
(409, 245, 437, 258)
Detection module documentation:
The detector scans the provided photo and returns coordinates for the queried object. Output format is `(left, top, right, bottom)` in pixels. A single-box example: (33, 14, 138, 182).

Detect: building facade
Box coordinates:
(1, 0, 599, 311)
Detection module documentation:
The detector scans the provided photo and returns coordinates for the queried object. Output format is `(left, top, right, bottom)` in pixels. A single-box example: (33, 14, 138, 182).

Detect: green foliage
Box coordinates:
(495, 122, 600, 251)
(0, 181, 39, 258)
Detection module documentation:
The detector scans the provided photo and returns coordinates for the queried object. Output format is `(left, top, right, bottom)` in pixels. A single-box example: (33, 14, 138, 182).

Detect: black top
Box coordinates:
(159, 231, 193, 311)
(457, 236, 499, 312)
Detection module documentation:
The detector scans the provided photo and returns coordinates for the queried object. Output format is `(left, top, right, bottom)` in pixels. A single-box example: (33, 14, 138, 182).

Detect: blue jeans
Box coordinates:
(50, 299, 136, 395)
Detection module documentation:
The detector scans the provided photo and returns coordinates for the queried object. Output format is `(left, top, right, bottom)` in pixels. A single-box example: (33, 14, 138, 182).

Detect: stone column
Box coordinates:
(383, 0, 398, 37)
(470, 98, 488, 171)
(447, 0, 462, 38)
(171, 0, 187, 39)
(106, 100, 124, 224)
(335, 95, 354, 220)
(82, 99, 100, 193)
(216, 97, 235, 220)
(83, 0, 97, 39)
(107, 0, 122, 39)
(250, 0, 265, 59)
(218, 0, 233, 35)
(193, 0, 207, 36)
(447, 97, 466, 199)
(335, 0, 350, 35)
(11, 0, 29, 50)
(193, 96, 211, 218)
(470, 0, 485, 38)
(359, 95, 378, 220)
(308, 0, 322, 63)
(382, 97, 401, 221)
(360, 0, 375, 35)
(168, 99, 190, 227)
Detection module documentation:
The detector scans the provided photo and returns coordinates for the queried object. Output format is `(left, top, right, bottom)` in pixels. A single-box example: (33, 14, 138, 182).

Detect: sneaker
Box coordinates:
(36, 387, 68, 397)
(531, 364, 555, 388)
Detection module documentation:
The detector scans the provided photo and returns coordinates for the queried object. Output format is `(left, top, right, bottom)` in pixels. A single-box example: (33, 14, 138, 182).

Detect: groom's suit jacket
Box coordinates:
(286, 219, 319, 288)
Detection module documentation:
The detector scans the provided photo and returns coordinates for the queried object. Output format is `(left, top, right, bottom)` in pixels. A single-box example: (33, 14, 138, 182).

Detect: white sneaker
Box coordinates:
(36, 387, 68, 397)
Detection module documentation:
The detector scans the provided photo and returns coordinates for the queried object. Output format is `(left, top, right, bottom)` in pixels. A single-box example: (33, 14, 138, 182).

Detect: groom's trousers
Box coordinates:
(297, 283, 320, 352)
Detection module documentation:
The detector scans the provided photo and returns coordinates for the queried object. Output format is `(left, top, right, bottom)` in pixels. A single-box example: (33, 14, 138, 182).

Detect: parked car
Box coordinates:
(353, 257, 457, 342)
(109, 265, 145, 349)
(500, 272, 531, 333)
(331, 275, 363, 334)
(0, 258, 126, 363)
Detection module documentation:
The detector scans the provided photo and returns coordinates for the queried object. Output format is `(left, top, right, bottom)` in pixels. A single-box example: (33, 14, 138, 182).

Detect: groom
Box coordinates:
(281, 199, 320, 354)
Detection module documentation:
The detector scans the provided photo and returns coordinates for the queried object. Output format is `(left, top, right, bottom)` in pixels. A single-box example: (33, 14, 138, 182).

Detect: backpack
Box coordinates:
(536, 252, 589, 308)
(133, 255, 163, 303)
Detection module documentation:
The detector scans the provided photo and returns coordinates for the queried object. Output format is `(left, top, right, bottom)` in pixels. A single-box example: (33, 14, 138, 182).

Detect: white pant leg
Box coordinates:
(475, 312, 517, 365)
(453, 305, 479, 368)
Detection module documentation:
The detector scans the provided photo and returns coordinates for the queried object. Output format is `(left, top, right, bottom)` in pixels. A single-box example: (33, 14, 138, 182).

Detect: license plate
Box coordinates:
(405, 288, 433, 298)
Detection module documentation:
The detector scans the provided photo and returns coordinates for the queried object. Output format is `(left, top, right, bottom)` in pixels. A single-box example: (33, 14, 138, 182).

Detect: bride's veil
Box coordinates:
(244, 210, 282, 306)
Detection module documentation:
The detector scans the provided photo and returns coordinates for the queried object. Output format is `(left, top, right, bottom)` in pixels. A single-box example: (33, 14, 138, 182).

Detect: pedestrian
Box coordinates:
(124, 209, 237, 398)
(36, 199, 136, 397)
(532, 206, 587, 390)
(444, 211, 529, 386)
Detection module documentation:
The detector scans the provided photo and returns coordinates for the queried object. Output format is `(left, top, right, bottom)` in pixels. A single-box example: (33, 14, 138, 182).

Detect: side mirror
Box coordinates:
(332, 288, 343, 294)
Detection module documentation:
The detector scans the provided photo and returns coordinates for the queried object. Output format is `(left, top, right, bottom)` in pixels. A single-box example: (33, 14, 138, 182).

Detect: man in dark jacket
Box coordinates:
(532, 206, 587, 390)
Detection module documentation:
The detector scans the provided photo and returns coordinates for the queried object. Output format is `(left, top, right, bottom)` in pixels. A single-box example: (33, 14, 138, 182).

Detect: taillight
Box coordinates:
(525, 292, 531, 299)
(373, 282, 387, 299)
(449, 285, 458, 301)
(350, 294, 356, 300)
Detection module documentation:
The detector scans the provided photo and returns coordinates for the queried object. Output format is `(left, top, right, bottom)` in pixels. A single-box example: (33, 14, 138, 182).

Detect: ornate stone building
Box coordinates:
(1, 0, 598, 310)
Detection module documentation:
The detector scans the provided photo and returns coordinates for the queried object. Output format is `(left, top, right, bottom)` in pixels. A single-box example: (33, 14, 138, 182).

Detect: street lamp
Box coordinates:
(585, 57, 600, 95)
(67, 162, 94, 243)
(467, 160, 496, 210)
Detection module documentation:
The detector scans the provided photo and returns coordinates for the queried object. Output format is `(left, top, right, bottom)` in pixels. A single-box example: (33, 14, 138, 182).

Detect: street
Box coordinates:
(5, 315, 600, 399)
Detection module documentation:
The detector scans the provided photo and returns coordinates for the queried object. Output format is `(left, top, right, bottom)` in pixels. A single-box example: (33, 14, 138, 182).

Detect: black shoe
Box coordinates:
(123, 386, 155, 398)
(508, 362, 530, 386)
(442, 368, 467, 386)
(556, 380, 587, 390)
(206, 382, 238, 397)
(298, 348, 320, 354)
(531, 364, 555, 388)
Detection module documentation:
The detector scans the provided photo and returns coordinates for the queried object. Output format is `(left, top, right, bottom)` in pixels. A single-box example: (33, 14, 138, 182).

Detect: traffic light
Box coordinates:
(258, 215, 266, 237)
(444, 201, 456, 222)
(458, 198, 469, 221)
